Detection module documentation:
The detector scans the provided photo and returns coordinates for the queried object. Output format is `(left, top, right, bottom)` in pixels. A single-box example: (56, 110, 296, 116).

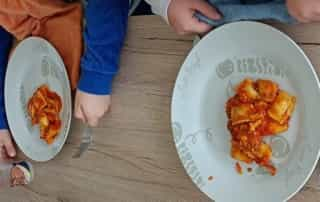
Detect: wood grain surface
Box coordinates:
(1, 15, 320, 202)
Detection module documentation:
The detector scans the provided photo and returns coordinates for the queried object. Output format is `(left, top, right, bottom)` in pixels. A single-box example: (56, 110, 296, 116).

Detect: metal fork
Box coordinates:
(72, 124, 92, 158)
(72, 107, 93, 158)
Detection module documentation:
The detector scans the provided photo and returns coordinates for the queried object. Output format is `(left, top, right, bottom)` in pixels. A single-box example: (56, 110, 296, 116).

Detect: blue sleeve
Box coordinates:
(78, 0, 129, 95)
(0, 27, 12, 129)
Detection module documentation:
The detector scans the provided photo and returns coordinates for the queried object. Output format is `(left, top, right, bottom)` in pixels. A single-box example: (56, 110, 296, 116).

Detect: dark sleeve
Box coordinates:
(0, 27, 12, 129)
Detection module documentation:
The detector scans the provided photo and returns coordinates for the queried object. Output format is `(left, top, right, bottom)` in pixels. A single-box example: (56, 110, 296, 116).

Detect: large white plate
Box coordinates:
(171, 21, 320, 202)
(5, 37, 72, 162)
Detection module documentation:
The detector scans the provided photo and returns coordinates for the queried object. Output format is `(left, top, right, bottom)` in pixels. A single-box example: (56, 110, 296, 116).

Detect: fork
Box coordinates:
(72, 123, 92, 158)
(72, 106, 93, 158)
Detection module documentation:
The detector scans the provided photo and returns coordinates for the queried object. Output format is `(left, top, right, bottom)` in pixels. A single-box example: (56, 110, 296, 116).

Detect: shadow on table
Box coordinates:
(132, 1, 153, 16)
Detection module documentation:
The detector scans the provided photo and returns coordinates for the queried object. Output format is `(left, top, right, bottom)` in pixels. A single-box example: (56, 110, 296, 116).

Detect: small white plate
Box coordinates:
(5, 37, 72, 162)
(171, 21, 320, 202)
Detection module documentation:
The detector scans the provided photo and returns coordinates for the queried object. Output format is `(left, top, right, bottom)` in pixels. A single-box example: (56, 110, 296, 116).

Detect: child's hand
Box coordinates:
(74, 90, 111, 127)
(167, 0, 221, 35)
(0, 130, 16, 160)
(286, 0, 320, 23)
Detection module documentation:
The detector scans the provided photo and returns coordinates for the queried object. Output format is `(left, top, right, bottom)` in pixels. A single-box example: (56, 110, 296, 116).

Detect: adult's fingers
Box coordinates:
(296, 14, 320, 23)
(189, 17, 213, 34)
(295, 6, 320, 23)
(191, 0, 221, 20)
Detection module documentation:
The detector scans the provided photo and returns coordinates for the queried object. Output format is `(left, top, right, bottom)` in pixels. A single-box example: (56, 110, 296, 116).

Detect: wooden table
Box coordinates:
(1, 15, 320, 202)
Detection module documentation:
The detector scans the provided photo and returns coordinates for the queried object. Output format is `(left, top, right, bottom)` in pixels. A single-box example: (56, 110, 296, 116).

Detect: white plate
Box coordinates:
(5, 37, 72, 162)
(171, 21, 320, 202)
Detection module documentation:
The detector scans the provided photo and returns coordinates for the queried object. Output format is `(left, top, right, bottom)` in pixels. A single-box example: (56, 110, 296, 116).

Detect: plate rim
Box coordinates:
(4, 36, 72, 162)
(171, 21, 320, 201)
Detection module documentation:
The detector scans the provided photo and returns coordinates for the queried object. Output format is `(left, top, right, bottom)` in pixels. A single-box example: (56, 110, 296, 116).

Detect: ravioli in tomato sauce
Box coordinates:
(226, 79, 296, 176)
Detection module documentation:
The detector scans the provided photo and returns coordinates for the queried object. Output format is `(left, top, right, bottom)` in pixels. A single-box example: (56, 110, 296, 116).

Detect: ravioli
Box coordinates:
(236, 79, 259, 102)
(226, 78, 296, 176)
(256, 79, 279, 102)
(268, 91, 296, 124)
(230, 103, 253, 125)
(27, 85, 62, 145)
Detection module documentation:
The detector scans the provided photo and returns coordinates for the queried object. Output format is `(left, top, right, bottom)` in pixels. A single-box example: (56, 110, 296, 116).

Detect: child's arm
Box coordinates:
(0, 27, 16, 158)
(74, 0, 129, 126)
(0, 27, 12, 130)
(286, 0, 320, 23)
(145, 0, 221, 35)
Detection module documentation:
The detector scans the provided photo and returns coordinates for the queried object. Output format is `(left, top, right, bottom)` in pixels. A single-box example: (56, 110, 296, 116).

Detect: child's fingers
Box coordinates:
(191, 0, 221, 20)
(74, 91, 84, 122)
(87, 117, 99, 127)
(3, 137, 16, 157)
(74, 104, 85, 123)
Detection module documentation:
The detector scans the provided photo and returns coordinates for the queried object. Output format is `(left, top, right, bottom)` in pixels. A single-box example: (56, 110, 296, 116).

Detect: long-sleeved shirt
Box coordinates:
(78, 0, 129, 95)
(0, 27, 12, 129)
(0, 0, 129, 129)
